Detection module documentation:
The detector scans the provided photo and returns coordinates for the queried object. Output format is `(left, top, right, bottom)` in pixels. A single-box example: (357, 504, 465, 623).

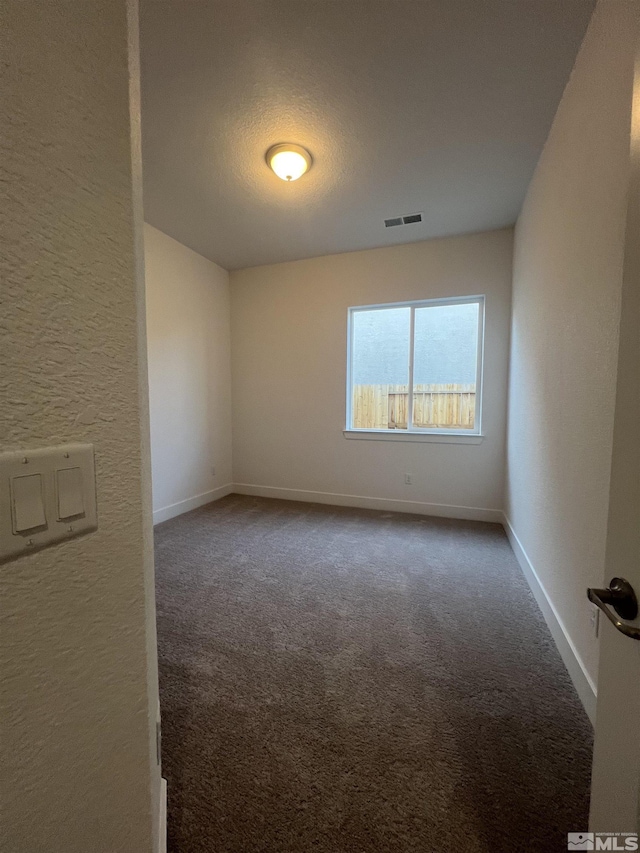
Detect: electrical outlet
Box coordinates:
(589, 603, 600, 639)
(404, 473, 413, 485)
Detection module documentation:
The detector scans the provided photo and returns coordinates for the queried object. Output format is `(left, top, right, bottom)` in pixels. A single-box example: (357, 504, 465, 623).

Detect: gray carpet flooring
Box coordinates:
(155, 494, 592, 853)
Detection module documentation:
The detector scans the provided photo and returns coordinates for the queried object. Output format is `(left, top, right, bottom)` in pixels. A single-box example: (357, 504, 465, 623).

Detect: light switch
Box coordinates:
(56, 467, 85, 520)
(11, 474, 46, 533)
(1, 444, 97, 564)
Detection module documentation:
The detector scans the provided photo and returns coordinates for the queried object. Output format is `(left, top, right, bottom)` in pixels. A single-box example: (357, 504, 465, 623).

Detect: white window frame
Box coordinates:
(345, 295, 485, 442)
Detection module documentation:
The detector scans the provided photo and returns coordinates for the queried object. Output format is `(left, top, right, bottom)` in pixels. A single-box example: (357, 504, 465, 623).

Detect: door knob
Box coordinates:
(587, 577, 640, 641)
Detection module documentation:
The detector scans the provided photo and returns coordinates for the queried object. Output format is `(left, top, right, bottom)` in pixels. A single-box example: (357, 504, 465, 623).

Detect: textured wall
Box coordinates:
(144, 224, 233, 519)
(231, 229, 512, 517)
(1, 2, 159, 851)
(506, 0, 636, 690)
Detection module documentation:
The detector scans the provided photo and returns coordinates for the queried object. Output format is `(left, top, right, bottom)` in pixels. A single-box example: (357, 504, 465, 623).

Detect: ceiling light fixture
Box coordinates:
(266, 143, 312, 182)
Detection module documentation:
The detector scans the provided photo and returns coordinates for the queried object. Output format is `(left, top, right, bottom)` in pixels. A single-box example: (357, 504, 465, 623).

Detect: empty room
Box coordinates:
(3, 1, 639, 853)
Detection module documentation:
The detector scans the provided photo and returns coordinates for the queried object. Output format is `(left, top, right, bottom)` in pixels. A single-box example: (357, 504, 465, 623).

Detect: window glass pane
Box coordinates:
(351, 307, 410, 429)
(413, 302, 479, 430)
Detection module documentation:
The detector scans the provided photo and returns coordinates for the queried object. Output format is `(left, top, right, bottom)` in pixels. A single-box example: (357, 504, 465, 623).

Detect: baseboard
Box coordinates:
(153, 484, 234, 525)
(502, 513, 597, 725)
(232, 483, 503, 523)
(158, 777, 167, 853)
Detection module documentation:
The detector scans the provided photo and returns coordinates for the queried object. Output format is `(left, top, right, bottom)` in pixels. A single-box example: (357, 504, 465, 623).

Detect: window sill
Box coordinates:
(343, 430, 485, 444)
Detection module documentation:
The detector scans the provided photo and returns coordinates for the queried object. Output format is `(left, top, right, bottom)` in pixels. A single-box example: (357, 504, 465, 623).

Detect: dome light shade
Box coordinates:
(266, 143, 312, 182)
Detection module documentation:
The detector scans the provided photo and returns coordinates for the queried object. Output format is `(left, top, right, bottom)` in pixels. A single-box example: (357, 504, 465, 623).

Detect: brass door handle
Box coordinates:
(587, 577, 640, 641)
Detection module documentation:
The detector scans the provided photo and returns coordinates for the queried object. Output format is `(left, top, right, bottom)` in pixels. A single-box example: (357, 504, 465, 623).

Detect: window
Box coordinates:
(346, 296, 484, 436)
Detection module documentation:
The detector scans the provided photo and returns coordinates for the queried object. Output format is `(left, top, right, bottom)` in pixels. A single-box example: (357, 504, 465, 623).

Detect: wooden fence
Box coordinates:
(352, 384, 476, 430)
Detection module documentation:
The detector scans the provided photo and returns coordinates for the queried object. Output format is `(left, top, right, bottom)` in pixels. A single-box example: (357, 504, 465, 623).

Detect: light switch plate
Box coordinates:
(0, 444, 97, 564)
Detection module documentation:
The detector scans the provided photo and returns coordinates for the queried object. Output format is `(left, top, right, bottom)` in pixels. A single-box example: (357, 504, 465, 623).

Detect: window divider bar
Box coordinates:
(407, 306, 415, 431)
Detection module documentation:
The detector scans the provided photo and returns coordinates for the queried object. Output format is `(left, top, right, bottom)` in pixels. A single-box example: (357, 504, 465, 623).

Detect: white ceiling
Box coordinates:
(139, 0, 594, 271)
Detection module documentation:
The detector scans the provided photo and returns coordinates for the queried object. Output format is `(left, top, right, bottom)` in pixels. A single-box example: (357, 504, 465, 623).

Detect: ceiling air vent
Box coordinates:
(384, 212, 423, 228)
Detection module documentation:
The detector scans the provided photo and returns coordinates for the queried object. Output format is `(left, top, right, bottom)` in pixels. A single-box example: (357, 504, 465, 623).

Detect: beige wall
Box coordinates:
(230, 229, 512, 519)
(2, 2, 159, 851)
(144, 224, 233, 522)
(506, 0, 636, 693)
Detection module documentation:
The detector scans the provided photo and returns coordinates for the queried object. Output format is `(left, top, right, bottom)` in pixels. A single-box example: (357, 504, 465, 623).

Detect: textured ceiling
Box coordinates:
(139, 0, 594, 270)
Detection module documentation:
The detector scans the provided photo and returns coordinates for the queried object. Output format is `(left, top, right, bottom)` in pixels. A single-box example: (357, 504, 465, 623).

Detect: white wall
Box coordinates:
(2, 2, 160, 851)
(505, 0, 637, 707)
(230, 229, 512, 520)
(144, 224, 233, 523)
